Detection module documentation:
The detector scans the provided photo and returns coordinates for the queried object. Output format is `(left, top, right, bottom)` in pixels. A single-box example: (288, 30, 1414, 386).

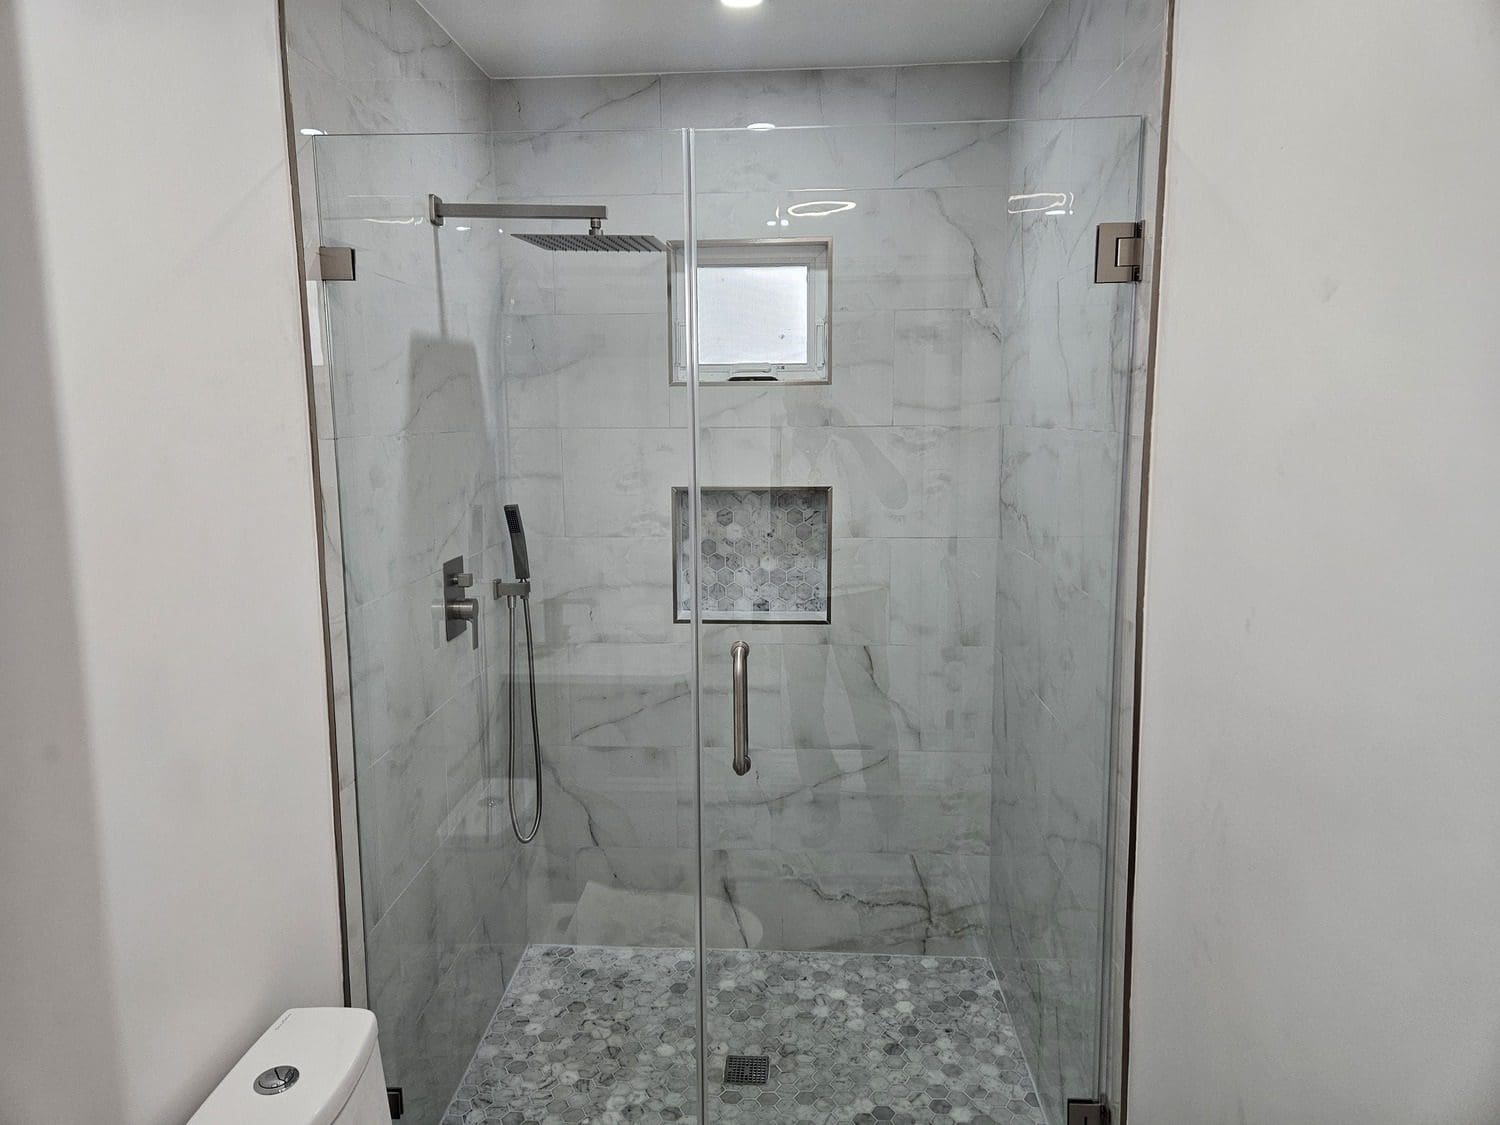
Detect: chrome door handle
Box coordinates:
(730, 640, 751, 776)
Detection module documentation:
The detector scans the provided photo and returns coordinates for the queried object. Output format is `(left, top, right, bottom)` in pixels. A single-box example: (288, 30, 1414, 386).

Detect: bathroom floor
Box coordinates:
(441, 944, 1046, 1125)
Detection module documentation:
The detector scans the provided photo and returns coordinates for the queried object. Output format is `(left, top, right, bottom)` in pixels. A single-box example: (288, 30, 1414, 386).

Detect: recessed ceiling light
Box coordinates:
(299, 128, 326, 136)
(746, 122, 776, 131)
(721, 0, 763, 8)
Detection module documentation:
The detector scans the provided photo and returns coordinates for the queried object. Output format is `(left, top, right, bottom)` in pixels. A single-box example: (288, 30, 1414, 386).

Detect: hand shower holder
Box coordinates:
(493, 578, 531, 600)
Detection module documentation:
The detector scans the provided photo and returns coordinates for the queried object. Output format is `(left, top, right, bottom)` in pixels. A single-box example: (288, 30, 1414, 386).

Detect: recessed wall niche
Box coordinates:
(673, 486, 832, 624)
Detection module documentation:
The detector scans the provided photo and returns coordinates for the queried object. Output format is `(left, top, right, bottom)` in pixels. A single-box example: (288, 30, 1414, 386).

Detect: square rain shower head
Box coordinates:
(511, 232, 667, 252)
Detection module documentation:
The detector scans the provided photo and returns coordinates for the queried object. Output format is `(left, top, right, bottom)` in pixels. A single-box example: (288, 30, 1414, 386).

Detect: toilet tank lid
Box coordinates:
(188, 1008, 379, 1125)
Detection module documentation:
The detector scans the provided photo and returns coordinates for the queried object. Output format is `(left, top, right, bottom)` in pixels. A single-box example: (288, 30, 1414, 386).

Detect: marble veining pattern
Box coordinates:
(441, 944, 1046, 1125)
(675, 488, 831, 623)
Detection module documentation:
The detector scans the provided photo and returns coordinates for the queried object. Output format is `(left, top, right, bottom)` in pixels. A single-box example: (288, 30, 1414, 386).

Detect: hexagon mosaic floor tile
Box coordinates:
(441, 944, 1046, 1125)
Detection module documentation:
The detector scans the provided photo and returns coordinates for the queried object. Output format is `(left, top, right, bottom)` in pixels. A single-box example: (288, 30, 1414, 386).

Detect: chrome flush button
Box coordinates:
(253, 1065, 300, 1095)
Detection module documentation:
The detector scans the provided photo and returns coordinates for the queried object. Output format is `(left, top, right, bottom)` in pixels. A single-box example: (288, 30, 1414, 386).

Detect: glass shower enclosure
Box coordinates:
(313, 115, 1142, 1124)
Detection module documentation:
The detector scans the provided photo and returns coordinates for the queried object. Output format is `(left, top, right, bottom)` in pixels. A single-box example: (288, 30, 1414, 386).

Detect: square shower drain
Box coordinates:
(723, 1055, 770, 1086)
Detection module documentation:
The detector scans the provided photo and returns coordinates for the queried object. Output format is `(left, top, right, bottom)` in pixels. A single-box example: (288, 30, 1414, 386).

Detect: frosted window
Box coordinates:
(668, 238, 831, 384)
(697, 265, 809, 366)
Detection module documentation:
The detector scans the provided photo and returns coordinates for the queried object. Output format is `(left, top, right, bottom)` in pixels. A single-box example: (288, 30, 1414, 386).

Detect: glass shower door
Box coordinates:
(314, 128, 701, 1125)
(686, 118, 1143, 1123)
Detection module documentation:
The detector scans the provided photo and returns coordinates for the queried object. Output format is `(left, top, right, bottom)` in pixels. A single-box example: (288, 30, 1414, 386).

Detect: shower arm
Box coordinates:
(427, 194, 607, 228)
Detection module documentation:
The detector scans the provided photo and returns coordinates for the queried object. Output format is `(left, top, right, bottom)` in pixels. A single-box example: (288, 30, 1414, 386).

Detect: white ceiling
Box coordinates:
(417, 0, 1052, 79)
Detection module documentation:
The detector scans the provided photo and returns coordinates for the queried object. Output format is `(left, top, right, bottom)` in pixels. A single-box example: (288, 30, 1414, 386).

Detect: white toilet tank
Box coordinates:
(189, 1008, 389, 1125)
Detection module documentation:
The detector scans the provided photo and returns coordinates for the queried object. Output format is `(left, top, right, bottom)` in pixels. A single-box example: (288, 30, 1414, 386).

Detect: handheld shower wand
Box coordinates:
(505, 504, 531, 581)
(496, 504, 542, 844)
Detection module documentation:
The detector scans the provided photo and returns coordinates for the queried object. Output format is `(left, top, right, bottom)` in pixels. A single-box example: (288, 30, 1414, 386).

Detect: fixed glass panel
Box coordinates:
(313, 128, 698, 1125)
(688, 117, 1142, 1124)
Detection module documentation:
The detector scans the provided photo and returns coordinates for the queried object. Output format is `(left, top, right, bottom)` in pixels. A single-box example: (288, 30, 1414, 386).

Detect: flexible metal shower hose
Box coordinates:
(506, 595, 543, 843)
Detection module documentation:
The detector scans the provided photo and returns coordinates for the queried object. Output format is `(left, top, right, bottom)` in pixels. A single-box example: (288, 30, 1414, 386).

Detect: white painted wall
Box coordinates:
(0, 3, 343, 1122)
(1131, 1, 1500, 1121)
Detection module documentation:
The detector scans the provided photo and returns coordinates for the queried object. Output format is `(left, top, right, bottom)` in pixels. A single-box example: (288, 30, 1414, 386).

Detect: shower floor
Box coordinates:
(441, 944, 1046, 1125)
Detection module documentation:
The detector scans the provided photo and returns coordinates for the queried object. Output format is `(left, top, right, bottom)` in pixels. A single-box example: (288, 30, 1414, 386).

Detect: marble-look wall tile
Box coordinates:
(368, 841, 524, 1124)
(559, 428, 688, 538)
(889, 538, 997, 649)
(1000, 423, 1124, 600)
(346, 568, 482, 768)
(501, 312, 669, 430)
(525, 844, 698, 946)
(552, 242, 673, 317)
(781, 425, 1001, 539)
(692, 124, 897, 195)
(661, 68, 899, 129)
(542, 746, 683, 850)
(487, 63, 1010, 135)
(562, 641, 694, 749)
(701, 748, 991, 857)
(893, 62, 1012, 124)
(535, 535, 678, 645)
(340, 0, 479, 83)
(394, 938, 511, 1124)
(892, 308, 1004, 426)
(907, 640, 997, 754)
(526, 843, 989, 956)
(491, 75, 663, 133)
(501, 429, 563, 537)
(830, 538, 891, 646)
(706, 849, 988, 956)
(894, 122, 1013, 189)
(688, 185, 998, 316)
(779, 643, 917, 754)
(479, 603, 574, 751)
(316, 138, 493, 228)
(359, 683, 485, 928)
(287, 0, 489, 136)
(999, 585, 1111, 874)
(488, 67, 1030, 964)
(335, 430, 500, 605)
(289, 0, 344, 79)
(493, 128, 666, 197)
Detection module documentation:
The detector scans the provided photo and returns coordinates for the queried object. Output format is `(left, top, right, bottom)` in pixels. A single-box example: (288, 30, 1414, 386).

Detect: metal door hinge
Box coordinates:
(1067, 1098, 1111, 1125)
(317, 245, 356, 282)
(1095, 222, 1143, 283)
(387, 1087, 404, 1117)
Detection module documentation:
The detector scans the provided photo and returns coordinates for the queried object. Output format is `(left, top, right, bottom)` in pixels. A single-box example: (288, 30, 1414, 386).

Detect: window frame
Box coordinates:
(670, 237, 833, 386)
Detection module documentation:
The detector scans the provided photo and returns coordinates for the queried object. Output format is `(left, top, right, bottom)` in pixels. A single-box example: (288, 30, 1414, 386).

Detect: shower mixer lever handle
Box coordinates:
(731, 641, 751, 777)
(445, 598, 478, 621)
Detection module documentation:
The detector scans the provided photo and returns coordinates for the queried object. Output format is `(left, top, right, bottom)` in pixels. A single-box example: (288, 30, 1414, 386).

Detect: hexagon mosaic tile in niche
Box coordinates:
(673, 487, 831, 624)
